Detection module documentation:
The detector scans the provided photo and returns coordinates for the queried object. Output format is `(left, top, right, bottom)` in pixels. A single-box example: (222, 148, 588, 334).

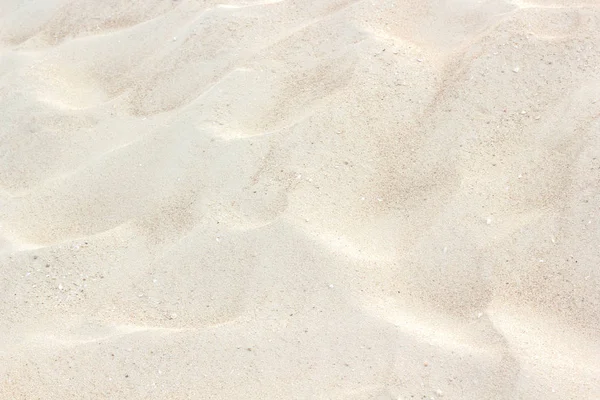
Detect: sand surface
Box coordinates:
(1, 0, 600, 398)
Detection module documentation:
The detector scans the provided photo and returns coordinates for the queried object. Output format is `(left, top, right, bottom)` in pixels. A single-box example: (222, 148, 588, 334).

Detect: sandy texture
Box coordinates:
(1, 0, 599, 398)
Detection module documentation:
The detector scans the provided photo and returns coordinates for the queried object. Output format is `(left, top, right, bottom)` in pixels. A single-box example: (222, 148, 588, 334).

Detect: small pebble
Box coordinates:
(435, 389, 444, 397)
(512, 66, 520, 73)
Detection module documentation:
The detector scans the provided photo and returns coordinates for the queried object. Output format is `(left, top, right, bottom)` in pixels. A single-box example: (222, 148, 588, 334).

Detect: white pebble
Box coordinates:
(513, 66, 520, 73)
(435, 389, 444, 397)
(486, 217, 492, 225)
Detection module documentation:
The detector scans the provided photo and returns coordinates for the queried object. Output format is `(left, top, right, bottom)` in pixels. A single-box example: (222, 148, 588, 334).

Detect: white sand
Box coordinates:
(1, 0, 599, 398)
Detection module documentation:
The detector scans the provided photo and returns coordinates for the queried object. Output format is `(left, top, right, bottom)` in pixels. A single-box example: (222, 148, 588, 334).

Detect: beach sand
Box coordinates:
(0, 0, 599, 398)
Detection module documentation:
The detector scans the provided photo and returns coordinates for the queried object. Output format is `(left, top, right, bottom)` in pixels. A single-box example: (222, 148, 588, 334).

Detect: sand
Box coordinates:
(1, 0, 599, 398)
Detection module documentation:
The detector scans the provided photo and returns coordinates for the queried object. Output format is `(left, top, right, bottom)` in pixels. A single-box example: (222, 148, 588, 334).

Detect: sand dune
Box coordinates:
(1, 0, 599, 398)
